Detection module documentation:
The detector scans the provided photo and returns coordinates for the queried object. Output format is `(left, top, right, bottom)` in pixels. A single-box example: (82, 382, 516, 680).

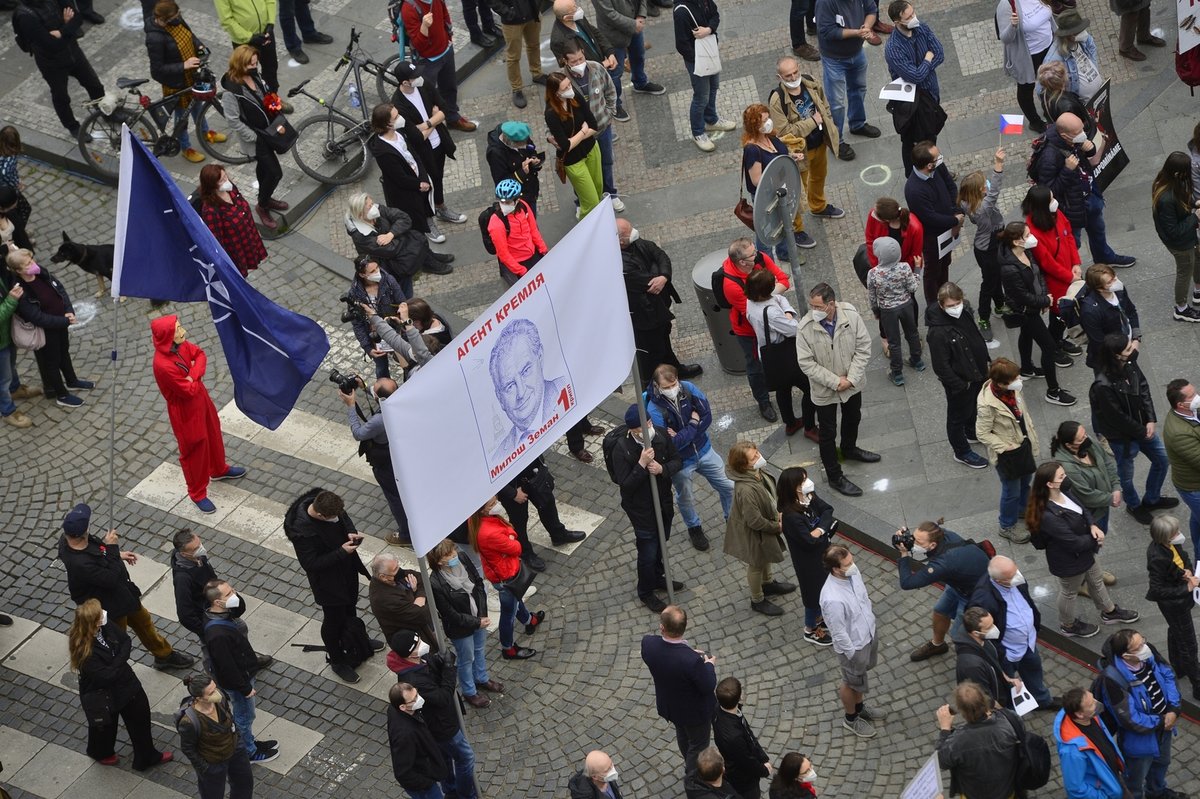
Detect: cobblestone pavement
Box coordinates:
(4, 0, 1200, 796)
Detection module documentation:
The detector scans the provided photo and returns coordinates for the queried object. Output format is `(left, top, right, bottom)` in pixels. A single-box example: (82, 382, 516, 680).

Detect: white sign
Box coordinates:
(880, 78, 918, 103)
(1181, 0, 1200, 56)
(1195, 560, 1200, 607)
(1012, 684, 1040, 716)
(900, 751, 943, 799)
(382, 200, 635, 556)
(936, 227, 960, 259)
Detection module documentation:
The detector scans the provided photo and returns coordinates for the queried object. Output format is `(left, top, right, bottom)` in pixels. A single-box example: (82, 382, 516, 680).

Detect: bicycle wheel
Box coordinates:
(78, 108, 155, 180)
(375, 54, 402, 105)
(195, 98, 254, 165)
(291, 114, 372, 185)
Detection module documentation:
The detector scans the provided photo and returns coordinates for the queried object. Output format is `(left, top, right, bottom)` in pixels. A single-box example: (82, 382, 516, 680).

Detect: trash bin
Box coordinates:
(692, 249, 746, 376)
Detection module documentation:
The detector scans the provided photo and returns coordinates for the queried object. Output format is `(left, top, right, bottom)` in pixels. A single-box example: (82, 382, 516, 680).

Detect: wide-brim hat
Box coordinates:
(1054, 8, 1090, 38)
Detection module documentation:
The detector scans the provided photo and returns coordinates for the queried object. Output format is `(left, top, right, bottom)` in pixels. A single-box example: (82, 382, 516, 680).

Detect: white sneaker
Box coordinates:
(610, 195, 625, 212)
(693, 133, 715, 152)
(705, 118, 736, 132)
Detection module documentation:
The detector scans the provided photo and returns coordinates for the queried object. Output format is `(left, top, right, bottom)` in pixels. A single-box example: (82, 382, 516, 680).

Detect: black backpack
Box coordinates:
(999, 708, 1051, 791)
(1025, 135, 1050, 185)
(479, 201, 515, 255)
(1088, 668, 1123, 734)
(601, 425, 629, 484)
(710, 269, 744, 310)
(12, 5, 34, 54)
(290, 615, 375, 667)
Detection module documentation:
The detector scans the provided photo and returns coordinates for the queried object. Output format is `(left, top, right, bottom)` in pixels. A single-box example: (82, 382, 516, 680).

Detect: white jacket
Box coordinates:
(795, 301, 871, 406)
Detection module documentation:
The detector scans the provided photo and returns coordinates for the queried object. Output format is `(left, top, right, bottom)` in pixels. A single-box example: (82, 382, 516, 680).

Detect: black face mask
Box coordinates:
(1058, 475, 1074, 494)
(1076, 438, 1093, 458)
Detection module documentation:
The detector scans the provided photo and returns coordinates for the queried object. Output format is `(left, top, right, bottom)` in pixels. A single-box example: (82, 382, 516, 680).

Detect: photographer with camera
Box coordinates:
(346, 257, 407, 379)
(893, 520, 990, 663)
(338, 373, 412, 547)
(359, 299, 433, 380)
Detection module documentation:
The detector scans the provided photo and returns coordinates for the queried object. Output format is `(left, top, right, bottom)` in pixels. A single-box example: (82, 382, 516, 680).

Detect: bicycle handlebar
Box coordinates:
(287, 79, 311, 98)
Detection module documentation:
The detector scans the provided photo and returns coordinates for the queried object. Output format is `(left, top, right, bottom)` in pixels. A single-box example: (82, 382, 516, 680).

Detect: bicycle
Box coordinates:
(77, 60, 252, 180)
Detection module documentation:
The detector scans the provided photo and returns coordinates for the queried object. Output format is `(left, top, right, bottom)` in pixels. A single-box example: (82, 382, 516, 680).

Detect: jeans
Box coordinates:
(682, 62, 719, 137)
(671, 446, 734, 529)
(634, 526, 666, 599)
(1111, 435, 1168, 509)
(278, 0, 319, 52)
(423, 49, 461, 121)
(1078, 191, 1119, 264)
(944, 381, 982, 458)
(597, 125, 618, 196)
(196, 744, 253, 799)
(1177, 487, 1200, 560)
(228, 679, 258, 755)
(172, 101, 209, 151)
(1000, 646, 1053, 704)
(437, 728, 477, 799)
(1124, 728, 1171, 799)
(789, 0, 812, 46)
(879, 298, 921, 375)
(816, 393, 863, 482)
(0, 345, 14, 416)
(495, 583, 530, 649)
(610, 32, 649, 106)
(998, 473, 1031, 529)
(405, 785, 444, 799)
(734, 334, 770, 407)
(820, 50, 867, 137)
(7, 345, 18, 393)
(451, 629, 489, 697)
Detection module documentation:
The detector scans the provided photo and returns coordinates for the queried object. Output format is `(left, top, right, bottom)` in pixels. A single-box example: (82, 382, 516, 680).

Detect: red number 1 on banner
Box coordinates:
(556, 386, 574, 412)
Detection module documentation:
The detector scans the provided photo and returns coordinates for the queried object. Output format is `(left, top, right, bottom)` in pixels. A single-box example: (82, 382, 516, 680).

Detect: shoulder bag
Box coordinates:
(759, 306, 800, 391)
(260, 113, 299, 154)
(677, 6, 720, 76)
(498, 559, 535, 599)
(734, 169, 755, 229)
(11, 315, 44, 351)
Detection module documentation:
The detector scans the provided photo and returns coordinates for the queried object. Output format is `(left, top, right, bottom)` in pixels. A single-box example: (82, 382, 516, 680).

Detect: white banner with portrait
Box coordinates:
(382, 199, 635, 556)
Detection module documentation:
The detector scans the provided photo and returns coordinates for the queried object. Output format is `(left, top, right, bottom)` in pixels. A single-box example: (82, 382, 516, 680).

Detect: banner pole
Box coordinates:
(415, 554, 486, 799)
(630, 356, 676, 606)
(108, 295, 119, 529)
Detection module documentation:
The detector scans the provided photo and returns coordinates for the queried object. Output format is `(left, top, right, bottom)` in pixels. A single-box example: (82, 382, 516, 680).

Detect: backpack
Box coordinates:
(201, 618, 240, 675)
(999, 708, 1051, 791)
(1088, 668, 1123, 734)
(710, 269, 744, 310)
(1025, 135, 1049, 184)
(478, 202, 511, 255)
(173, 695, 202, 735)
(1177, 41, 1200, 95)
(12, 5, 34, 54)
(601, 425, 629, 484)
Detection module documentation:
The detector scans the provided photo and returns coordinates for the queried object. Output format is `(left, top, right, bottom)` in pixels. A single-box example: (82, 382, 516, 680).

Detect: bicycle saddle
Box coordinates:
(116, 77, 150, 89)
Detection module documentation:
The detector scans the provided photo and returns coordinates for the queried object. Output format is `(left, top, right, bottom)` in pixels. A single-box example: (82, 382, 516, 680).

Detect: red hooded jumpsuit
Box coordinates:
(150, 316, 229, 502)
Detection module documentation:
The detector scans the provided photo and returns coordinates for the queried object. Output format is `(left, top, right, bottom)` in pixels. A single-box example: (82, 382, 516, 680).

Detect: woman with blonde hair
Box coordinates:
(544, 70, 603, 218)
(725, 440, 794, 617)
(221, 45, 287, 229)
(742, 102, 808, 256)
(957, 147, 1008, 339)
(468, 497, 545, 660)
(1035, 61, 1094, 138)
(69, 599, 172, 770)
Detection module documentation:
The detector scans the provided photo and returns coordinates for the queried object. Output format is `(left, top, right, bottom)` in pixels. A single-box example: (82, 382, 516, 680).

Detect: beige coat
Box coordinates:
(975, 380, 1041, 465)
(723, 467, 785, 568)
(766, 75, 841, 156)
(795, 302, 871, 406)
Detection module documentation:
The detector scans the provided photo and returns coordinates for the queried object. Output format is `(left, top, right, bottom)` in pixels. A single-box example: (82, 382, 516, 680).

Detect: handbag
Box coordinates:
(554, 154, 567, 184)
(11, 315, 45, 351)
(995, 436, 1036, 480)
(260, 113, 298, 154)
(852, 242, 871, 287)
(499, 559, 535, 600)
(678, 6, 721, 76)
(80, 688, 114, 727)
(759, 306, 801, 391)
(734, 187, 755, 230)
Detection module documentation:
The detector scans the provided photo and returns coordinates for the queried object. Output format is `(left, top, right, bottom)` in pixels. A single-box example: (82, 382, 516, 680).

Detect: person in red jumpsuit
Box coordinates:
(150, 315, 246, 513)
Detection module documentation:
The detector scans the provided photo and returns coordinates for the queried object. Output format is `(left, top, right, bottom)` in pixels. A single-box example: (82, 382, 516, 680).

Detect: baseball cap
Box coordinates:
(63, 503, 92, 537)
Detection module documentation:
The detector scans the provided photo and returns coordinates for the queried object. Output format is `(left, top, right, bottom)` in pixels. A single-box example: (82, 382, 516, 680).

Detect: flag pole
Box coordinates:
(107, 294, 119, 529)
(630, 355, 676, 606)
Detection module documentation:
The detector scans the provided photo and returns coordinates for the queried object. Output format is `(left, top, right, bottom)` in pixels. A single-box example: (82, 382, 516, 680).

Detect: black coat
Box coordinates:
(78, 623, 142, 709)
(395, 652, 460, 741)
(969, 573, 1042, 651)
(16, 269, 73, 329)
(145, 18, 205, 89)
(203, 612, 259, 696)
(903, 164, 959, 236)
(390, 83, 457, 162)
(283, 489, 370, 606)
(429, 559, 488, 640)
(1038, 490, 1099, 577)
(387, 705, 448, 790)
(925, 302, 990, 394)
(224, 74, 275, 134)
(712, 710, 769, 794)
(485, 125, 541, 205)
(1146, 541, 1194, 609)
(491, 0, 539, 25)
(14, 0, 85, 66)
(1077, 285, 1139, 370)
(1090, 363, 1155, 443)
(622, 239, 680, 331)
(640, 634, 717, 726)
(346, 204, 433, 280)
(1034, 125, 1090, 229)
(998, 247, 1051, 316)
(951, 627, 1011, 709)
(780, 495, 833, 611)
(369, 131, 433, 232)
(611, 430, 681, 530)
(569, 770, 625, 799)
(684, 775, 741, 799)
(58, 535, 143, 619)
(171, 550, 219, 638)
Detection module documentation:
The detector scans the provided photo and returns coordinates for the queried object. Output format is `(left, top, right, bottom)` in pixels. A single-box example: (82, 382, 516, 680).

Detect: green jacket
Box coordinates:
(723, 466, 784, 568)
(1164, 410, 1200, 491)
(0, 294, 17, 350)
(213, 0, 276, 44)
(1056, 444, 1119, 518)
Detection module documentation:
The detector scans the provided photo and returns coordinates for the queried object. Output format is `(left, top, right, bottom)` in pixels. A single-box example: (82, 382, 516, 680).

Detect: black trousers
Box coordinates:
(86, 686, 163, 770)
(196, 744, 254, 799)
(1016, 48, 1048, 130)
(634, 323, 683, 382)
(773, 369, 816, 428)
(319, 602, 357, 664)
(499, 252, 542, 287)
(370, 453, 409, 538)
(920, 234, 951, 307)
(973, 244, 1005, 320)
(1016, 313, 1060, 391)
(498, 473, 568, 546)
(565, 414, 596, 454)
(428, 144, 448, 206)
(36, 49, 105, 131)
(34, 326, 78, 398)
(1159, 600, 1200, 684)
(674, 721, 711, 778)
(944, 380, 982, 458)
(253, 138, 283, 206)
(816, 392, 862, 482)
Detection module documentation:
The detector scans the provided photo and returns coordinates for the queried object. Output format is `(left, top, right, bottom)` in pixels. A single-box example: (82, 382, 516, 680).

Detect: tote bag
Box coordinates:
(678, 6, 721, 76)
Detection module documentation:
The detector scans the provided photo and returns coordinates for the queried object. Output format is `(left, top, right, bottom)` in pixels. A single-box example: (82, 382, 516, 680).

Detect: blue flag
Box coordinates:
(111, 126, 329, 430)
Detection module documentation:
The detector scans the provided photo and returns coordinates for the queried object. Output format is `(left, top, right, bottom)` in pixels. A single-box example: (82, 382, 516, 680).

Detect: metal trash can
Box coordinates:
(692, 249, 746, 376)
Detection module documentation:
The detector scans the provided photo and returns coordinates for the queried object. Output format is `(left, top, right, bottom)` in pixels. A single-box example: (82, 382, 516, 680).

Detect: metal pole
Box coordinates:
(629, 356, 675, 606)
(416, 551, 486, 799)
(777, 186, 805, 306)
(108, 295, 119, 529)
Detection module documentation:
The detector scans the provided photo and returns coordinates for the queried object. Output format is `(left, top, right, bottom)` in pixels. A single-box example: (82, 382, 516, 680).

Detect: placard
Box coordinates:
(900, 752, 944, 799)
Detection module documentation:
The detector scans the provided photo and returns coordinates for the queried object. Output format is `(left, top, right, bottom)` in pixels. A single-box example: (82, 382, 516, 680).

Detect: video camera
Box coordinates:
(328, 368, 365, 395)
(892, 526, 914, 551)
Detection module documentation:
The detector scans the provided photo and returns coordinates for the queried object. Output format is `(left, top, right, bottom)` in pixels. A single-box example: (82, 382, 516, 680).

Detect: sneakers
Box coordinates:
(1108, 255, 1136, 268)
(250, 746, 280, 764)
(704, 118, 736, 132)
(153, 651, 195, 670)
(194, 498, 217, 514)
(1101, 606, 1139, 624)
(1060, 619, 1100, 638)
(1192, 287, 1200, 305)
(425, 221, 446, 244)
(331, 662, 361, 682)
(999, 525, 1031, 544)
(812, 204, 845, 219)
(612, 105, 631, 122)
(512, 89, 527, 109)
(693, 133, 716, 152)
(1053, 352, 1074, 368)
(838, 142, 856, 161)
(954, 451, 988, 469)
(1045, 388, 1077, 406)
(1173, 306, 1200, 323)
(501, 646, 536, 659)
(890, 371, 905, 386)
(632, 81, 665, 95)
(436, 205, 467, 224)
(978, 318, 994, 342)
(67, 379, 94, 391)
(3, 411, 32, 428)
(850, 123, 881, 138)
(910, 640, 949, 662)
(183, 147, 205, 163)
(688, 525, 710, 551)
(843, 715, 877, 738)
(750, 598, 784, 616)
(1019, 367, 1045, 379)
(1059, 339, 1083, 356)
(213, 466, 246, 480)
(803, 628, 833, 646)
(858, 705, 888, 722)
(794, 231, 817, 249)
(524, 610, 545, 635)
(56, 394, 84, 407)
(610, 195, 626, 212)
(909, 357, 926, 371)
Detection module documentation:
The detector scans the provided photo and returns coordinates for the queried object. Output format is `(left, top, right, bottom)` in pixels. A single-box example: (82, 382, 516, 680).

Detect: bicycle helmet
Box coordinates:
(191, 67, 217, 101)
(495, 179, 522, 200)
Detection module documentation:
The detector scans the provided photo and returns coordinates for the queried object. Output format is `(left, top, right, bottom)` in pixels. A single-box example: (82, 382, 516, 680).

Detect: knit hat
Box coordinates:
(872, 237, 902, 267)
(389, 629, 419, 657)
(63, 504, 92, 537)
(500, 121, 531, 142)
(624, 403, 645, 429)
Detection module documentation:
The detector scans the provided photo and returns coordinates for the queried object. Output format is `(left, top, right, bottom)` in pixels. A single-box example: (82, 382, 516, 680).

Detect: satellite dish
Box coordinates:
(750, 155, 804, 287)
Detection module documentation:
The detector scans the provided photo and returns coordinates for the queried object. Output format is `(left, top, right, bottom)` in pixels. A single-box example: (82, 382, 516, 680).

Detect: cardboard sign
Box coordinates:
(900, 752, 944, 799)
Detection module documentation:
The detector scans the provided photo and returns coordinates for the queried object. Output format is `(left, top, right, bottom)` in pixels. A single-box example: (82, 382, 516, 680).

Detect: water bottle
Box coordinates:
(348, 83, 360, 109)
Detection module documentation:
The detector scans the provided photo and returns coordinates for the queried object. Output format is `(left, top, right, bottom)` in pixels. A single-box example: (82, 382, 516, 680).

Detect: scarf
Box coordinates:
(163, 22, 198, 108)
(990, 381, 1022, 421)
(440, 562, 478, 615)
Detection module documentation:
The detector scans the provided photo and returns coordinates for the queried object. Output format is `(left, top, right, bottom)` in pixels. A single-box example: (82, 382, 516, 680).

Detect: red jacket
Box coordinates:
(719, 252, 790, 337)
(401, 0, 453, 59)
(864, 210, 924, 268)
(489, 200, 547, 276)
(476, 515, 523, 584)
(1024, 211, 1078, 302)
(151, 315, 213, 426)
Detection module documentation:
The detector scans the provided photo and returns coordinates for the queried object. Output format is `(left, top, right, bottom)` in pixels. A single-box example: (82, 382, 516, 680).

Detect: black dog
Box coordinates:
(50, 231, 114, 298)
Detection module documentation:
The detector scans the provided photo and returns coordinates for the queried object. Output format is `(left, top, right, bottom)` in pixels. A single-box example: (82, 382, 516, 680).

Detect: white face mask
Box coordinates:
(410, 694, 426, 711)
(627, 227, 640, 243)
(933, 154, 944, 168)
(1074, 30, 1088, 42)
(1005, 378, 1023, 393)
(416, 639, 431, 657)
(661, 385, 680, 400)
(1190, 395, 1200, 413)
(1106, 279, 1124, 293)
(762, 118, 774, 134)
(1011, 570, 1026, 587)
(1132, 644, 1152, 663)
(100, 610, 108, 626)
(224, 593, 241, 609)
(636, 424, 655, 440)
(1048, 198, 1059, 213)
(412, 76, 425, 88)
(802, 768, 818, 782)
(944, 303, 964, 318)
(366, 205, 381, 221)
(982, 626, 1001, 640)
(366, 272, 382, 283)
(192, 545, 208, 560)
(569, 62, 586, 76)
(218, 180, 233, 192)
(811, 309, 828, 322)
(392, 115, 405, 129)
(604, 768, 619, 783)
(572, 7, 584, 19)
(781, 77, 803, 89)
(842, 563, 860, 578)
(1071, 131, 1088, 144)
(1171, 532, 1186, 546)
(560, 88, 576, 100)
(499, 201, 518, 215)
(800, 478, 815, 495)
(1022, 234, 1038, 249)
(910, 544, 929, 559)
(904, 16, 920, 29)
(752, 455, 767, 470)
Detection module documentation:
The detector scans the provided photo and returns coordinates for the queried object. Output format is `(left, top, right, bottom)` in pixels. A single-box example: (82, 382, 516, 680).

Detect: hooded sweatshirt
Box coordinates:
(151, 315, 215, 428)
(866, 237, 919, 310)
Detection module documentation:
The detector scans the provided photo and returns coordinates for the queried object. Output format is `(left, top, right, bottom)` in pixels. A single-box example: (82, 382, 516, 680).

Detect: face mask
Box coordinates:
(781, 77, 803, 89)
(569, 63, 586, 76)
(1106, 279, 1124, 293)
(627, 227, 640, 243)
(1011, 570, 1026, 587)
(752, 455, 767, 470)
(366, 272, 382, 283)
(944, 303, 964, 319)
(762, 118, 774, 134)
(485, 503, 504, 516)
(1132, 644, 1152, 663)
(248, 67, 259, 76)
(499, 201, 518, 215)
(1005, 378, 1023, 393)
(1057, 475, 1073, 493)
(1022, 234, 1038, 249)
(1171, 533, 1186, 546)
(811, 309, 828, 322)
(192, 545, 207, 560)
(842, 563, 860, 578)
(207, 688, 224, 705)
(412, 76, 425, 88)
(416, 639, 431, 657)
(26, 262, 41, 276)
(100, 610, 108, 626)
(572, 7, 584, 19)
(410, 694, 426, 711)
(983, 626, 1001, 640)
(933, 154, 944, 168)
(910, 544, 929, 559)
(604, 768, 619, 783)
(1189, 395, 1200, 413)
(560, 88, 576, 100)
(1048, 198, 1059, 213)
(661, 385, 680, 400)
(802, 768, 818, 783)
(219, 180, 233, 192)
(366, 205, 381, 221)
(901, 15, 919, 28)
(801, 478, 815, 495)
(1074, 30, 1088, 42)
(224, 593, 241, 609)
(392, 115, 405, 129)
(643, 424, 655, 439)
(447, 555, 461, 567)
(1071, 131, 1088, 144)
(1077, 437, 1093, 458)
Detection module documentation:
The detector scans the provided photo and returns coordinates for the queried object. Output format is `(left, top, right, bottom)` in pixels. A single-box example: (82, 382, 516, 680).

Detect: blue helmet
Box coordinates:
(495, 179, 522, 200)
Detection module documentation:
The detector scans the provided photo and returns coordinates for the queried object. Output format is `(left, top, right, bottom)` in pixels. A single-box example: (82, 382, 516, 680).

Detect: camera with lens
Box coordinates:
(529, 150, 546, 173)
(328, 368, 363, 395)
(892, 526, 914, 550)
(339, 292, 367, 324)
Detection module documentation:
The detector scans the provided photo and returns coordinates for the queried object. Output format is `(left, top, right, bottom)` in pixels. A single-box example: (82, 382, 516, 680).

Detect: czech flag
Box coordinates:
(1000, 114, 1025, 135)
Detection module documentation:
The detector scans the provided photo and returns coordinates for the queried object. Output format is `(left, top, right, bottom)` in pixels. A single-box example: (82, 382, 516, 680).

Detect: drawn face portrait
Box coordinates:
(490, 324, 545, 430)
